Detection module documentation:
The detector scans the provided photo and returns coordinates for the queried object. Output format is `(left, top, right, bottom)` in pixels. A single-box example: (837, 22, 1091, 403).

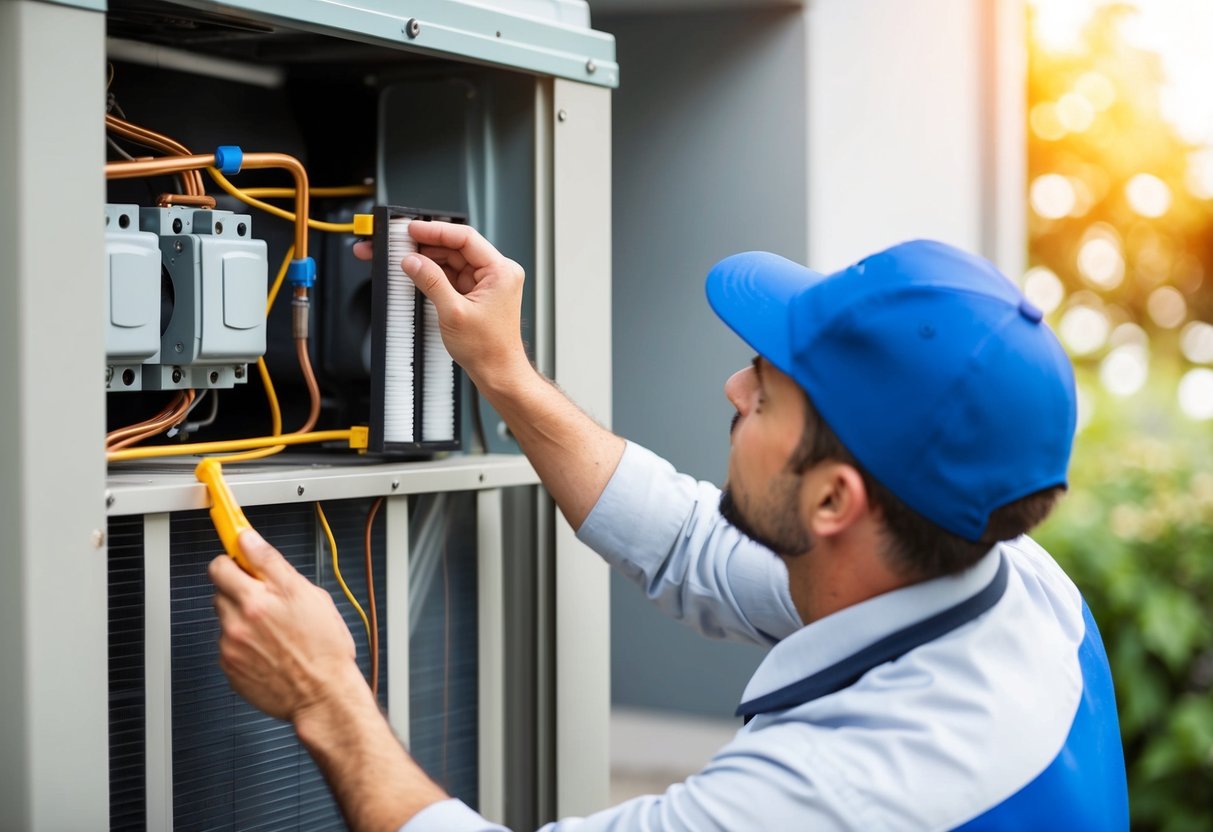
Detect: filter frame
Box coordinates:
(369, 205, 465, 455)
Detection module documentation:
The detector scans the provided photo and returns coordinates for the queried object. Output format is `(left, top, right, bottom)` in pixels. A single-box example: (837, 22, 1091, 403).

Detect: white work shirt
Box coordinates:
(403, 442, 1128, 831)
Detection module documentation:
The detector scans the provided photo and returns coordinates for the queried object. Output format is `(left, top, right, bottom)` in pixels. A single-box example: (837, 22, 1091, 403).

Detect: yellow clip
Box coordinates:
(348, 425, 370, 450)
(353, 213, 374, 237)
(195, 458, 256, 575)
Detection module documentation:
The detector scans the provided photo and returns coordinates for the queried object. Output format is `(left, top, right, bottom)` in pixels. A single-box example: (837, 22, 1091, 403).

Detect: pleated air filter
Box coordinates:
(370, 206, 463, 454)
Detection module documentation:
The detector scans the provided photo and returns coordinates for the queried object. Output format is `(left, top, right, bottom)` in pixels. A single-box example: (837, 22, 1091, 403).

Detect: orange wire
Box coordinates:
(365, 498, 384, 698)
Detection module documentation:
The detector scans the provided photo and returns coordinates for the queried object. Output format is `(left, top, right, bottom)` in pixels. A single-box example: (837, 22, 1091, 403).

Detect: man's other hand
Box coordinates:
(209, 530, 364, 723)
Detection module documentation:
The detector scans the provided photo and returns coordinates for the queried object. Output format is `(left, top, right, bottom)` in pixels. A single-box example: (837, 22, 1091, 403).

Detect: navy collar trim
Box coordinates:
(737, 553, 1009, 721)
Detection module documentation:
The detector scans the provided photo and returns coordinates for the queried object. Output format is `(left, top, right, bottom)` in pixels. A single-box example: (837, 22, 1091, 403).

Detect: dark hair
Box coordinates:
(789, 393, 1064, 580)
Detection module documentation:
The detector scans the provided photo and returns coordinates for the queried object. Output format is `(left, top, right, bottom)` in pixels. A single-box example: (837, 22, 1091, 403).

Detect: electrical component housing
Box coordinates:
(139, 206, 268, 390)
(105, 203, 162, 391)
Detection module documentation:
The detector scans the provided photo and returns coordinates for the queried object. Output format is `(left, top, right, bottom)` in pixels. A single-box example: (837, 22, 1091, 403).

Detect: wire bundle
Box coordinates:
(383, 217, 419, 443)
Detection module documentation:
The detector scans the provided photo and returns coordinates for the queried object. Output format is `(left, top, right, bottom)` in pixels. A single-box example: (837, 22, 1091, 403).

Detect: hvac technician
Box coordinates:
(209, 221, 1131, 830)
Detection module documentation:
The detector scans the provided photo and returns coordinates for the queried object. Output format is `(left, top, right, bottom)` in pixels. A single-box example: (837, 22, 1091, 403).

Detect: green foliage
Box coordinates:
(1034, 375, 1213, 831)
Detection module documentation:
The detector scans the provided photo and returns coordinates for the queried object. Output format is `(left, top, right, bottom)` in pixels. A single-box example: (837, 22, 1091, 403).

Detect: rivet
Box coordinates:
(91, 529, 106, 549)
(105, 491, 115, 508)
(404, 18, 421, 38)
(297, 485, 306, 496)
(585, 59, 597, 74)
(391, 479, 400, 491)
(557, 109, 568, 122)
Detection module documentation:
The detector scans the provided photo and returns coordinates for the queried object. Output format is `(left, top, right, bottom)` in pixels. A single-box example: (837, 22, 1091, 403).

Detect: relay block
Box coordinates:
(104, 203, 162, 391)
(105, 204, 269, 391)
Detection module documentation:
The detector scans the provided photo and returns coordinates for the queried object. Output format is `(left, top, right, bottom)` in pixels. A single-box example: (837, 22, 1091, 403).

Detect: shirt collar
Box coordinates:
(740, 544, 1003, 705)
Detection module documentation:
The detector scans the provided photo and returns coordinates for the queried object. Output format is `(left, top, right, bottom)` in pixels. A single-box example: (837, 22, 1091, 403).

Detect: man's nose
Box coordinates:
(724, 367, 754, 415)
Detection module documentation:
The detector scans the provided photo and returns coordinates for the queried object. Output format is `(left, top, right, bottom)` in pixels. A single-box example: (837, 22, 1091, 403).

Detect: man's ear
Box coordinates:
(803, 463, 870, 538)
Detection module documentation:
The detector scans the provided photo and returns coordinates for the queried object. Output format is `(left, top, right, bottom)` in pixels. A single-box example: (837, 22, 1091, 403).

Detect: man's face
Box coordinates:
(720, 357, 815, 556)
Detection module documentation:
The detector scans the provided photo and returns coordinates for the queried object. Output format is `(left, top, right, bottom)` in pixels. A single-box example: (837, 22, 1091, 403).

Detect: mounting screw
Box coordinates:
(557, 109, 568, 122)
(391, 479, 400, 491)
(478, 472, 486, 483)
(105, 491, 115, 509)
(91, 529, 106, 549)
(174, 240, 184, 253)
(404, 18, 421, 38)
(585, 59, 597, 74)
(297, 485, 306, 496)
(171, 366, 183, 383)
(174, 342, 184, 354)
(234, 366, 245, 379)
(105, 366, 114, 384)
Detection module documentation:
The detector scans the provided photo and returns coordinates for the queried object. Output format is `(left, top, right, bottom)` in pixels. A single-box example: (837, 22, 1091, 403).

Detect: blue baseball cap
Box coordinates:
(706, 240, 1077, 542)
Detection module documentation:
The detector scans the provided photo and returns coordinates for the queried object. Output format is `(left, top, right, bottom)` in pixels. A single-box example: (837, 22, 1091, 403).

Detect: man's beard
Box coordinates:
(719, 481, 813, 557)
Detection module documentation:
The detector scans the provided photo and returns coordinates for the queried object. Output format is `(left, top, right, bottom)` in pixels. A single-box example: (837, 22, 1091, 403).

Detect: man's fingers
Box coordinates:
(403, 253, 464, 316)
(408, 220, 500, 269)
(238, 529, 297, 586)
(417, 246, 468, 274)
(209, 552, 258, 600)
(352, 240, 373, 261)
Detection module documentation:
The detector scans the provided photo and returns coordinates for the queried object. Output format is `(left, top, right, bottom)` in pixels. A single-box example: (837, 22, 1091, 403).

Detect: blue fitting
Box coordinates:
(214, 145, 243, 175)
(287, 257, 317, 288)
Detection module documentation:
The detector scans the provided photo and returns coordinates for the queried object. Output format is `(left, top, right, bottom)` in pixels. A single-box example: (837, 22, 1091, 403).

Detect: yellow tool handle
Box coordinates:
(195, 458, 256, 575)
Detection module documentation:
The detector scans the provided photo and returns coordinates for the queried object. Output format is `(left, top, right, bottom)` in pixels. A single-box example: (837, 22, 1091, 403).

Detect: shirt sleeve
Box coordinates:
(400, 724, 859, 832)
(576, 441, 802, 646)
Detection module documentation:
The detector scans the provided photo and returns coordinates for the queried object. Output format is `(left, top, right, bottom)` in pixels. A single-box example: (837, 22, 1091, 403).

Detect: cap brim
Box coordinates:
(706, 251, 826, 375)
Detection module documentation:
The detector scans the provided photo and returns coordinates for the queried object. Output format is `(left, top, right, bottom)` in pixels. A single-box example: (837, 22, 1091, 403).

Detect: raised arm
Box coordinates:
(358, 221, 623, 530)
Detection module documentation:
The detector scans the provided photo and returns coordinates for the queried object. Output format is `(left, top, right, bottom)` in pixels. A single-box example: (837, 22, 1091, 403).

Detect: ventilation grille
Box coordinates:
(109, 515, 147, 831)
(107, 495, 481, 829)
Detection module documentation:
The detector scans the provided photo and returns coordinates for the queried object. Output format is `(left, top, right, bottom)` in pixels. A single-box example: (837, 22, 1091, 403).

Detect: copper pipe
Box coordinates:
(106, 151, 310, 259)
(106, 153, 217, 180)
(241, 153, 310, 258)
(294, 336, 321, 435)
(158, 193, 217, 208)
(106, 393, 181, 447)
(107, 390, 196, 451)
(105, 115, 204, 196)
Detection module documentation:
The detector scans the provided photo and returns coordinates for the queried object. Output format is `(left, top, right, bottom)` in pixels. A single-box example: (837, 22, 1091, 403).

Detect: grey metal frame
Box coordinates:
(0, 3, 110, 829)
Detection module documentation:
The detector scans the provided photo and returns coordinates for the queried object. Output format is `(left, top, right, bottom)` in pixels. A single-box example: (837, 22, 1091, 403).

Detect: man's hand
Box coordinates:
(353, 220, 532, 388)
(356, 219, 625, 529)
(209, 530, 365, 723)
(210, 530, 451, 829)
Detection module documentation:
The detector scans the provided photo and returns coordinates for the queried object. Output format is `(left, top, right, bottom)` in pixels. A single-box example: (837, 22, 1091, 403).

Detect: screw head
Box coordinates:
(297, 485, 306, 496)
(234, 366, 245, 379)
(171, 367, 183, 383)
(91, 529, 106, 549)
(585, 59, 597, 74)
(391, 479, 400, 490)
(557, 109, 568, 122)
(105, 491, 115, 508)
(105, 366, 114, 383)
(174, 342, 184, 353)
(404, 17, 421, 38)
(174, 240, 184, 253)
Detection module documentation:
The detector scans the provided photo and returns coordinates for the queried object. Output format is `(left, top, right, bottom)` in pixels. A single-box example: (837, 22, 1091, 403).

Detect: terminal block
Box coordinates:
(105, 203, 162, 391)
(140, 206, 268, 390)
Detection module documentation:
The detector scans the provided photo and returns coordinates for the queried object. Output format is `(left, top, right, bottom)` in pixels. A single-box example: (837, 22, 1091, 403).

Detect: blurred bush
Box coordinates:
(1034, 368, 1213, 832)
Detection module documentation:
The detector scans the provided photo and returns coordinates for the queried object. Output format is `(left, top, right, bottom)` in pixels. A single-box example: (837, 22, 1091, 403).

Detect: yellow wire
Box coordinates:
(213, 247, 294, 464)
(316, 503, 372, 649)
(207, 168, 357, 233)
(106, 429, 354, 462)
(240, 185, 373, 199)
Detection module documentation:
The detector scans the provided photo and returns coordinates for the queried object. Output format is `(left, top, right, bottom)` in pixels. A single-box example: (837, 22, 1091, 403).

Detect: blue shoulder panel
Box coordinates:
(953, 602, 1129, 831)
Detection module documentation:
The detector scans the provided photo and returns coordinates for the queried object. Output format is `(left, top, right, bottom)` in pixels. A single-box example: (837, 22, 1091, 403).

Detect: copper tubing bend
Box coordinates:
(105, 152, 310, 260)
